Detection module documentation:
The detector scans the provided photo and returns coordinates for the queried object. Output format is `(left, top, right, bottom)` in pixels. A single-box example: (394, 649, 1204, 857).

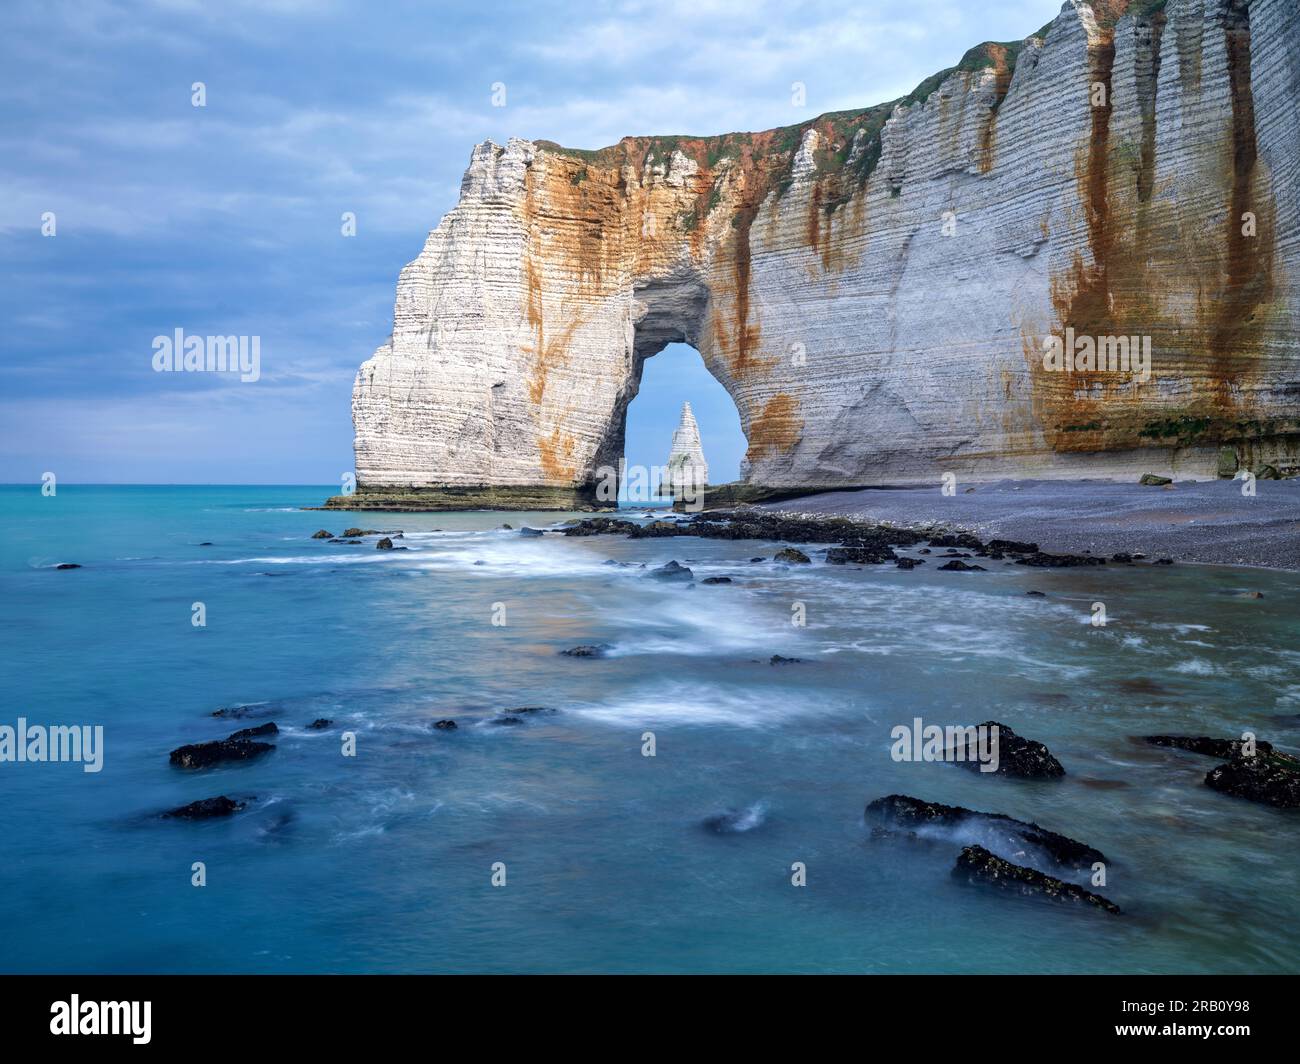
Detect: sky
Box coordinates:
(0, 0, 1066, 485)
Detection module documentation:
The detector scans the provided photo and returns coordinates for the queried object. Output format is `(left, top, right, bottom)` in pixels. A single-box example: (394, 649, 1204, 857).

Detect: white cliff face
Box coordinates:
(664, 402, 708, 496)
(349, 0, 1300, 506)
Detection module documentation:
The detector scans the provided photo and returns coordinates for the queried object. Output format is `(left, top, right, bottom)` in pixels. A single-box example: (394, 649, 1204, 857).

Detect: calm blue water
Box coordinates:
(2, 484, 1298, 973)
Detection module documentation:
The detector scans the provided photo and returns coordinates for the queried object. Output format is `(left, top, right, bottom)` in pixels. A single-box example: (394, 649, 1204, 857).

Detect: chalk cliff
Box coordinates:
(335, 0, 1300, 510)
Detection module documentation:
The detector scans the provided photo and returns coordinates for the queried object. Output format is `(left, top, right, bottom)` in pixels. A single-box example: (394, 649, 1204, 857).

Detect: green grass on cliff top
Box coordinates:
(533, 1, 1169, 199)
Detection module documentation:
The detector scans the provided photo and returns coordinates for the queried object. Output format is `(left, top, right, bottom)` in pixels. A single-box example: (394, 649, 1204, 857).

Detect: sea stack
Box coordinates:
(664, 402, 708, 499)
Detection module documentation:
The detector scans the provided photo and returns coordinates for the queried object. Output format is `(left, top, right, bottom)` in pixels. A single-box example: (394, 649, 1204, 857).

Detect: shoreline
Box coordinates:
(757, 479, 1300, 572)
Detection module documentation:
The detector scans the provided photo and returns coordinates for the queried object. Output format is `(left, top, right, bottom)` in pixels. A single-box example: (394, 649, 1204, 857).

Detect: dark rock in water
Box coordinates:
(343, 527, 383, 537)
(1139, 473, 1172, 486)
(227, 722, 278, 741)
(211, 704, 274, 720)
(702, 803, 767, 834)
(1115, 677, 1168, 696)
(198, 542, 214, 547)
(376, 537, 395, 550)
(1154, 557, 1174, 565)
(489, 716, 524, 726)
(938, 559, 986, 572)
(1143, 735, 1273, 760)
(773, 547, 811, 564)
(169, 739, 274, 769)
(1025, 590, 1046, 597)
(307, 718, 333, 730)
(928, 533, 984, 550)
(865, 794, 1104, 871)
(952, 845, 1121, 915)
(770, 654, 805, 665)
(648, 560, 693, 581)
(563, 517, 639, 537)
(701, 576, 733, 584)
(948, 721, 1066, 779)
(330, 538, 362, 544)
(750, 557, 766, 563)
(560, 644, 614, 658)
(1110, 552, 1134, 563)
(55, 563, 82, 570)
(500, 523, 513, 530)
(433, 719, 458, 730)
(1015, 551, 1105, 568)
(987, 539, 1038, 555)
(895, 557, 924, 570)
(508, 706, 554, 715)
(826, 545, 896, 564)
(1205, 750, 1300, 808)
(519, 526, 546, 537)
(162, 795, 248, 820)
(311, 530, 334, 539)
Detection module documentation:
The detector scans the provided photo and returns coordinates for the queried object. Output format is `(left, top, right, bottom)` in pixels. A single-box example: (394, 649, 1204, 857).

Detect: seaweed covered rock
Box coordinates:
(169, 738, 274, 769)
(865, 794, 1103, 871)
(162, 795, 248, 820)
(1205, 750, 1300, 809)
(952, 845, 1120, 915)
(1143, 735, 1273, 760)
(949, 721, 1065, 779)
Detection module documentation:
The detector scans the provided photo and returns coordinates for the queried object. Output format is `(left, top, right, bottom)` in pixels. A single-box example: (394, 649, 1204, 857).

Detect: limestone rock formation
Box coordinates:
(663, 402, 708, 498)
(334, 0, 1300, 510)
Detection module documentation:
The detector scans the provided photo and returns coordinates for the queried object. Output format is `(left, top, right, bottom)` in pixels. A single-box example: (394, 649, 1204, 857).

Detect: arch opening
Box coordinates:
(617, 342, 747, 507)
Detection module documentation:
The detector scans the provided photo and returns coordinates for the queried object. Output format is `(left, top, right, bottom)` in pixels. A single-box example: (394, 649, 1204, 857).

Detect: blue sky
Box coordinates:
(0, 0, 1064, 485)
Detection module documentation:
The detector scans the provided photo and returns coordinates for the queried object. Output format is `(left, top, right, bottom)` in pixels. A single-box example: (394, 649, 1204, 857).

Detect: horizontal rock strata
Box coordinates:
(339, 0, 1300, 509)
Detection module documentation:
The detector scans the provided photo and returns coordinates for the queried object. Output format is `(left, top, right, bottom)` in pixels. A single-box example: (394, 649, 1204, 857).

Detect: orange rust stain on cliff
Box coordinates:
(537, 425, 577, 481)
(1211, 6, 1274, 402)
(745, 393, 803, 462)
(976, 44, 1013, 174)
(1028, 8, 1277, 456)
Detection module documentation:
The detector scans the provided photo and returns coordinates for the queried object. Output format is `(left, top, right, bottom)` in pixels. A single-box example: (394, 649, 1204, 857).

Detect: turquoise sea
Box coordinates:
(1, 484, 1298, 973)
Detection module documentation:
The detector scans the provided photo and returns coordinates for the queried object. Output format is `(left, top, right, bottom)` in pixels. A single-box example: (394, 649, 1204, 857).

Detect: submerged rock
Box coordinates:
(432, 719, 458, 730)
(54, 563, 82, 570)
(773, 547, 811, 564)
(519, 526, 546, 537)
(227, 722, 278, 741)
(1205, 750, 1300, 809)
(211, 704, 274, 720)
(952, 845, 1120, 915)
(770, 655, 805, 665)
(307, 718, 333, 729)
(702, 802, 768, 834)
(1143, 735, 1274, 760)
(162, 795, 248, 820)
(948, 721, 1066, 779)
(169, 739, 274, 769)
(560, 644, 613, 658)
(895, 557, 924, 570)
(865, 794, 1104, 871)
(647, 560, 693, 581)
(701, 576, 733, 584)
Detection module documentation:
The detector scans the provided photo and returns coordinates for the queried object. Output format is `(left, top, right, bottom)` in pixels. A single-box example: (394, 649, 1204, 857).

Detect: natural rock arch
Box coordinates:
(335, 0, 1300, 511)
